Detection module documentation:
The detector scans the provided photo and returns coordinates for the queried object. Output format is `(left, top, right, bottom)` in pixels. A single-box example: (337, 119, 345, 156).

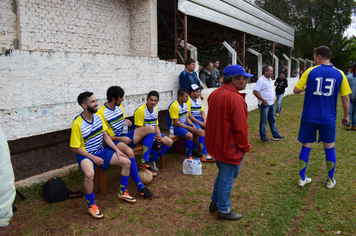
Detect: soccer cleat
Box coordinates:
(298, 177, 312, 187)
(187, 156, 193, 160)
(352, 126, 356, 130)
(152, 161, 159, 171)
(260, 137, 270, 143)
(202, 155, 215, 162)
(272, 135, 285, 141)
(87, 204, 104, 219)
(276, 113, 280, 117)
(326, 178, 336, 189)
(139, 162, 159, 172)
(118, 190, 137, 203)
(209, 202, 218, 213)
(138, 187, 155, 199)
(345, 126, 351, 130)
(151, 171, 158, 177)
(192, 149, 203, 157)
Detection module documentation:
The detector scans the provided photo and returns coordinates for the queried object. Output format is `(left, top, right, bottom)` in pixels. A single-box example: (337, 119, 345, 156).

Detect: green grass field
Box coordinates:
(11, 93, 356, 235)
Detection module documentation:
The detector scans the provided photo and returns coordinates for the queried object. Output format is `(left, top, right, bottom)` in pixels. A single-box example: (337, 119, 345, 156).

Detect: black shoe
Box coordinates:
(209, 202, 218, 213)
(192, 149, 203, 157)
(272, 135, 285, 141)
(138, 187, 155, 199)
(139, 162, 159, 172)
(217, 210, 243, 220)
(260, 137, 270, 143)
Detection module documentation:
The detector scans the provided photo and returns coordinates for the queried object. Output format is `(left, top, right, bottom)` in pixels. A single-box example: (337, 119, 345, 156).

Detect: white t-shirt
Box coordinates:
(254, 75, 275, 105)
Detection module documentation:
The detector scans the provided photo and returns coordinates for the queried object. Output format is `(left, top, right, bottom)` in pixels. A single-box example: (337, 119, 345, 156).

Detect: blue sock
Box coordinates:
(149, 149, 160, 162)
(129, 157, 144, 191)
(141, 133, 155, 163)
(157, 144, 171, 158)
(325, 147, 336, 183)
(299, 146, 311, 181)
(120, 175, 130, 194)
(85, 192, 95, 207)
(192, 142, 198, 151)
(199, 136, 208, 156)
(185, 140, 193, 157)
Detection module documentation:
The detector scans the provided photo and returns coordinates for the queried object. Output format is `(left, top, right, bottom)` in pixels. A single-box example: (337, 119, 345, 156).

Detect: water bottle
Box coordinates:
(123, 119, 128, 134)
(169, 125, 174, 137)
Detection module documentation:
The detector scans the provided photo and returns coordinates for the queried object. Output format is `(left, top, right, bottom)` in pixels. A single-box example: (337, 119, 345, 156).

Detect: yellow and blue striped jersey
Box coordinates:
(70, 113, 107, 154)
(168, 100, 188, 125)
(97, 104, 126, 137)
(186, 96, 204, 120)
(134, 104, 159, 128)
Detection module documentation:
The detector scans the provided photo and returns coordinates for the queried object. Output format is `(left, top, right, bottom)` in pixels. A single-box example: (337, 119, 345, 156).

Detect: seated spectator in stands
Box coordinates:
(200, 62, 218, 88)
(167, 88, 205, 159)
(179, 58, 201, 91)
(212, 60, 220, 80)
(133, 91, 173, 176)
(216, 75, 224, 87)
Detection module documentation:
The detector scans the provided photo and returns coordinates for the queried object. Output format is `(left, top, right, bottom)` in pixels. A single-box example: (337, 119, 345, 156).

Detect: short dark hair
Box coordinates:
(352, 63, 356, 74)
(107, 86, 124, 102)
(206, 61, 213, 67)
(262, 65, 271, 74)
(77, 91, 93, 106)
(314, 46, 331, 60)
(212, 59, 219, 64)
(223, 74, 243, 84)
(147, 90, 159, 100)
(184, 58, 196, 67)
(178, 88, 189, 97)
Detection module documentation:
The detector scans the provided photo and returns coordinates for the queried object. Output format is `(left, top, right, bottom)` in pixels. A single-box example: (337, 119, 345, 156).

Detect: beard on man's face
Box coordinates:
(87, 106, 97, 114)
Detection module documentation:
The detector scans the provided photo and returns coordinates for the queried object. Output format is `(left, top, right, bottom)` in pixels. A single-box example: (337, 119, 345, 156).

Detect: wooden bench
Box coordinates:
(93, 133, 182, 194)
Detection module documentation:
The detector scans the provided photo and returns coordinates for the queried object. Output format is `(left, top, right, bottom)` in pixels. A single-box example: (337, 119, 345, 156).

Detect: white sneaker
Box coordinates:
(298, 177, 312, 187)
(326, 179, 336, 189)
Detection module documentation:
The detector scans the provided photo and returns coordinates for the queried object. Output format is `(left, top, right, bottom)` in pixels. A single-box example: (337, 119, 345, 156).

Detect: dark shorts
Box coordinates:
(298, 121, 336, 143)
(76, 147, 114, 171)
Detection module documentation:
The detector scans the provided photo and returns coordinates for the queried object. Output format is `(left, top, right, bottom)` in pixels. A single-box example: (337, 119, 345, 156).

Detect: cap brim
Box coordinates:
(242, 72, 253, 78)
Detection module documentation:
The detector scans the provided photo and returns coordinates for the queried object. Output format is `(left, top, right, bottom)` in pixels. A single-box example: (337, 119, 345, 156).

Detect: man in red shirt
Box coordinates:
(206, 65, 252, 220)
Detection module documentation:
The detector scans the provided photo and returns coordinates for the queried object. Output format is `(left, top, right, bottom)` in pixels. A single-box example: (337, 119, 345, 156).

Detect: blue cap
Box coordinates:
(223, 65, 253, 77)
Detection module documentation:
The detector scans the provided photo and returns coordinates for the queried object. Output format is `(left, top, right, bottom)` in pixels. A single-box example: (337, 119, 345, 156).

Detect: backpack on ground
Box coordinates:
(42, 177, 84, 203)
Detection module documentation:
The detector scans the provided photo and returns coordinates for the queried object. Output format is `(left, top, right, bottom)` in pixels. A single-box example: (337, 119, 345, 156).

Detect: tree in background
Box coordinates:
(255, 0, 356, 70)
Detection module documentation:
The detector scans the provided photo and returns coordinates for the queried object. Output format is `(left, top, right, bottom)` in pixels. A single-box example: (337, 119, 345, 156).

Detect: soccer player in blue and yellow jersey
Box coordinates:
(294, 46, 351, 189)
(187, 84, 215, 162)
(133, 91, 173, 175)
(70, 92, 135, 219)
(167, 88, 205, 159)
(97, 86, 155, 199)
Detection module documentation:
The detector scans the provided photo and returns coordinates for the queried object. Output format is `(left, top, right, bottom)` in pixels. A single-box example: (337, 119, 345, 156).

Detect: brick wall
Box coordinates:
(0, 0, 17, 50)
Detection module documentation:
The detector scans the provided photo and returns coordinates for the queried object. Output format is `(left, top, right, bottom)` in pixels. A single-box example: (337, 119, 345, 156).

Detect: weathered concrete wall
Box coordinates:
(0, 50, 183, 140)
(0, 0, 17, 50)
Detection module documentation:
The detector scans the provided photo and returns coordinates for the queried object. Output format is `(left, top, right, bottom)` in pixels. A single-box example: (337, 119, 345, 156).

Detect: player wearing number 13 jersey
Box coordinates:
(294, 46, 351, 189)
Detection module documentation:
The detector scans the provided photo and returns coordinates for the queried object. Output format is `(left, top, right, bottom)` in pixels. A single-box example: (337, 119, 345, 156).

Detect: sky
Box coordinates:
(343, 13, 356, 38)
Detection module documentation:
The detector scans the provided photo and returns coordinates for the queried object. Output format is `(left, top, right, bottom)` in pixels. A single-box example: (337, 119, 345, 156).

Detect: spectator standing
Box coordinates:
(179, 58, 201, 91)
(200, 62, 217, 88)
(206, 65, 252, 220)
(0, 126, 16, 236)
(253, 65, 285, 143)
(274, 71, 288, 117)
(345, 63, 356, 130)
(293, 46, 350, 189)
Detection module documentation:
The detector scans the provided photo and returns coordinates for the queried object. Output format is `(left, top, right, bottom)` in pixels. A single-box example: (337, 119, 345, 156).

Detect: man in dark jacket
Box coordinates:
(274, 71, 288, 117)
(206, 65, 252, 220)
(200, 62, 218, 88)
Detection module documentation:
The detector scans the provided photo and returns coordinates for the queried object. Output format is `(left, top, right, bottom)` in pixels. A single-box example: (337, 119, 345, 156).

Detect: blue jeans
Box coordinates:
(211, 159, 243, 214)
(347, 100, 356, 127)
(275, 94, 284, 113)
(258, 104, 279, 139)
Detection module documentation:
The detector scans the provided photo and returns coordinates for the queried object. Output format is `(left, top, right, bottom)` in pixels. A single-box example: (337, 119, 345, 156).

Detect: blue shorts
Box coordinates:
(115, 130, 136, 148)
(298, 121, 336, 143)
(174, 123, 192, 138)
(76, 147, 114, 171)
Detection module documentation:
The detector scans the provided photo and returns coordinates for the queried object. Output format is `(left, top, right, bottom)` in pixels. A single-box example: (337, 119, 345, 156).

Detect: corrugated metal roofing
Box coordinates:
(178, 0, 295, 48)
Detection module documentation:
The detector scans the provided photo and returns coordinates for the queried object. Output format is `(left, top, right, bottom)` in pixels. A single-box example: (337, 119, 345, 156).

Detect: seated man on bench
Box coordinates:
(133, 91, 173, 176)
(70, 92, 136, 219)
(167, 88, 205, 159)
(97, 86, 155, 199)
(186, 84, 215, 162)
